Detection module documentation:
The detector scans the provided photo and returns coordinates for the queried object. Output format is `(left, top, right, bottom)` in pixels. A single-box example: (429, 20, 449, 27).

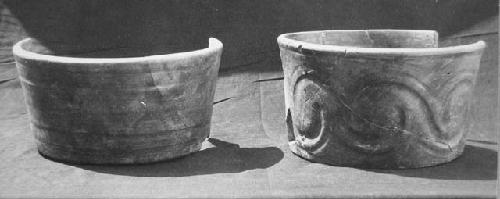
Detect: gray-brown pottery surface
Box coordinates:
(13, 38, 223, 164)
(278, 30, 485, 169)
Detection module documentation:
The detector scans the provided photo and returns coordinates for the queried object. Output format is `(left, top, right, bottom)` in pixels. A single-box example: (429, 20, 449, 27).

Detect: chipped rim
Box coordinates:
(13, 38, 223, 64)
(277, 30, 485, 56)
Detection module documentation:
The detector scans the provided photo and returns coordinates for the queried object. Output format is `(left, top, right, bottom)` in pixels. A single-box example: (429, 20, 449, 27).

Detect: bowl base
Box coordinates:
(37, 139, 204, 165)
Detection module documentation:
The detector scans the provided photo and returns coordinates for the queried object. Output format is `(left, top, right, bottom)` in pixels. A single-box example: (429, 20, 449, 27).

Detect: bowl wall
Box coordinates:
(278, 30, 485, 169)
(14, 38, 223, 164)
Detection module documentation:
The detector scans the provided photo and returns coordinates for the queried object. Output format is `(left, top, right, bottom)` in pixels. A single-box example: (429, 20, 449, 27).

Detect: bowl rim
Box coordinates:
(13, 38, 223, 64)
(277, 29, 486, 56)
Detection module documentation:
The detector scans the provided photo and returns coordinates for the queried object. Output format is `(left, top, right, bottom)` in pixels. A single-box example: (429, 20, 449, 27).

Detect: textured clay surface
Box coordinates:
(278, 30, 485, 169)
(14, 38, 223, 164)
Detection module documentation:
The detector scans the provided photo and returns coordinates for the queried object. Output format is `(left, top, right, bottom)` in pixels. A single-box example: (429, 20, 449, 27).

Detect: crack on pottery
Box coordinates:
(253, 77, 284, 83)
(364, 30, 375, 47)
(213, 97, 231, 105)
(336, 96, 400, 133)
(288, 65, 472, 159)
(279, 30, 484, 168)
(0, 77, 16, 84)
(286, 108, 295, 142)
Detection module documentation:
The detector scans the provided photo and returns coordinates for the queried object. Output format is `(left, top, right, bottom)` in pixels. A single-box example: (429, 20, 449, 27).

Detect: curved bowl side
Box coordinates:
(14, 38, 223, 164)
(278, 30, 485, 168)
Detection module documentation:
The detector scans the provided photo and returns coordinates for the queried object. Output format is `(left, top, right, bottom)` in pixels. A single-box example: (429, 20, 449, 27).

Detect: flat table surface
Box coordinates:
(0, 62, 497, 198)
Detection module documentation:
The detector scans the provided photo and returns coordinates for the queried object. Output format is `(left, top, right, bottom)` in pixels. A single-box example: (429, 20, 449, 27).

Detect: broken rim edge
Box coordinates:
(277, 30, 485, 56)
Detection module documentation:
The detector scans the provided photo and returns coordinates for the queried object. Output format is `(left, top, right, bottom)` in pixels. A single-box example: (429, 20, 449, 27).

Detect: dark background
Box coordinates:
(1, 0, 497, 68)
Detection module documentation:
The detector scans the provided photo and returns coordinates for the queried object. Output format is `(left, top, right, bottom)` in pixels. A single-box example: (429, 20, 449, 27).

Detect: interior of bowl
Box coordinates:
(285, 30, 439, 48)
(19, 39, 209, 58)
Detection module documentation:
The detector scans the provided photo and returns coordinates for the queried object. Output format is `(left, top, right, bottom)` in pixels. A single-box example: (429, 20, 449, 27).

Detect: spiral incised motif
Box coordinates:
(279, 30, 484, 168)
(286, 65, 477, 168)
